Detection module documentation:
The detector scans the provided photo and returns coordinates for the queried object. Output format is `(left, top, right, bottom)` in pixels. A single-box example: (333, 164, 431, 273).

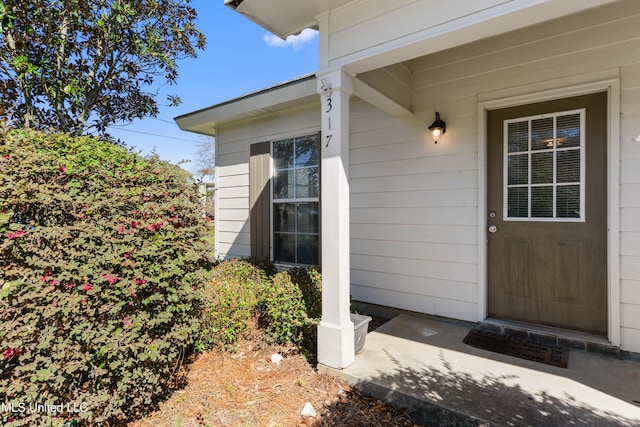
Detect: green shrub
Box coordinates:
(199, 260, 320, 351)
(257, 272, 312, 345)
(286, 267, 322, 320)
(198, 259, 266, 350)
(209, 257, 269, 285)
(244, 256, 278, 278)
(0, 130, 212, 426)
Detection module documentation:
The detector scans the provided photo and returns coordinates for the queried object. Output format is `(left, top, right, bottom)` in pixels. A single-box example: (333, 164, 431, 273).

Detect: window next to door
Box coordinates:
(272, 133, 320, 265)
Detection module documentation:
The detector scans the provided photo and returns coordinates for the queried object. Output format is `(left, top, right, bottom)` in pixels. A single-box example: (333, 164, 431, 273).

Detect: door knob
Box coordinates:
(488, 225, 498, 234)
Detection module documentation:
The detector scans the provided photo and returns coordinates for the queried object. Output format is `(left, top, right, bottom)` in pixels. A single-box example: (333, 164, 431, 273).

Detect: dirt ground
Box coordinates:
(126, 339, 420, 427)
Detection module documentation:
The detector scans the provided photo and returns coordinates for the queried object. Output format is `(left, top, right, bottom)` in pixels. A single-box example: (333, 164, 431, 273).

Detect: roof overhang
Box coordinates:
(174, 74, 317, 136)
(180, 0, 624, 134)
(224, 0, 351, 38)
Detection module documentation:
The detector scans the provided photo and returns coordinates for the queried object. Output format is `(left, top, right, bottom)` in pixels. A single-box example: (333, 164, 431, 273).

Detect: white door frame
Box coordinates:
(477, 69, 621, 345)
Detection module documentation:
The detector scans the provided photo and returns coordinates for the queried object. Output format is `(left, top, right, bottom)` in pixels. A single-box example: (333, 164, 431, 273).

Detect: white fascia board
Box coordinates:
(175, 74, 317, 136)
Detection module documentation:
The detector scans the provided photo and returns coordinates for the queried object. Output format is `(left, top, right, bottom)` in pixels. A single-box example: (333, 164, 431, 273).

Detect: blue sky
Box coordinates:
(106, 0, 319, 176)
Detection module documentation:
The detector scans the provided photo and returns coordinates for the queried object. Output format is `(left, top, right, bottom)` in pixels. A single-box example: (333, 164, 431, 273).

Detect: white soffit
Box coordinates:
(224, 0, 351, 38)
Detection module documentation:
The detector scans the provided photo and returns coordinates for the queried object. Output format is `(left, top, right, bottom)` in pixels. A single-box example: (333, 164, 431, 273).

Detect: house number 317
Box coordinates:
(325, 96, 333, 148)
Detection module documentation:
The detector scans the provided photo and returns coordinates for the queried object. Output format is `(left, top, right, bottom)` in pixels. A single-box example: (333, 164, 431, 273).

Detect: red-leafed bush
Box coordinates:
(0, 130, 212, 426)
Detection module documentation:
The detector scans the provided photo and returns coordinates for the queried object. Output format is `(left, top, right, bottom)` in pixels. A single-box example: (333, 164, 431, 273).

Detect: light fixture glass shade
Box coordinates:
(428, 112, 446, 143)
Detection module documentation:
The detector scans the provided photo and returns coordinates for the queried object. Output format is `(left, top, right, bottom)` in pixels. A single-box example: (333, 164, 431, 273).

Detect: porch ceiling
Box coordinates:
(224, 0, 351, 39)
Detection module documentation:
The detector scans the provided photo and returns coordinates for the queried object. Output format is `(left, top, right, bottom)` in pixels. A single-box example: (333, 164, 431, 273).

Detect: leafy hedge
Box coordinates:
(257, 272, 310, 344)
(199, 259, 322, 352)
(287, 267, 322, 320)
(0, 130, 212, 426)
(199, 259, 266, 351)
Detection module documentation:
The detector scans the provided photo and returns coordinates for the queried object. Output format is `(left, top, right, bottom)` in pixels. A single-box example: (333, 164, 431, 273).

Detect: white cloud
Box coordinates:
(263, 28, 318, 51)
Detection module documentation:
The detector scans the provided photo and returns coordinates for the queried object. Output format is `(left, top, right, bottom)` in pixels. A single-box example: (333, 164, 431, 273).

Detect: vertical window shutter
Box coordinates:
(249, 141, 271, 259)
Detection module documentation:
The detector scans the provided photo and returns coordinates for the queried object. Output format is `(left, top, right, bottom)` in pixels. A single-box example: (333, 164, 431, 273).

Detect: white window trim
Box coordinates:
(502, 108, 586, 222)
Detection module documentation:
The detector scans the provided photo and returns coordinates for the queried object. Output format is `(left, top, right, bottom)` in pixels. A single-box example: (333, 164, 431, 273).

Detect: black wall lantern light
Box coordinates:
(428, 112, 446, 143)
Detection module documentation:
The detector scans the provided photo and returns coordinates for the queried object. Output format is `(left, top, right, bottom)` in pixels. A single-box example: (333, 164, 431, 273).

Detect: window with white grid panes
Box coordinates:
(271, 134, 319, 265)
(504, 109, 585, 222)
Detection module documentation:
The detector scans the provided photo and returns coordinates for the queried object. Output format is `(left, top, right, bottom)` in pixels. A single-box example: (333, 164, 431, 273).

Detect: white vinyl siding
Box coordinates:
(348, 98, 480, 322)
(212, 0, 640, 352)
(620, 57, 640, 351)
(350, 0, 640, 345)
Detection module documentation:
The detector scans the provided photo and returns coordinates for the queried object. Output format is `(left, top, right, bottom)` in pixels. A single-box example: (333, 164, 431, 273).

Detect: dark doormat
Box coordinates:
(463, 329, 569, 368)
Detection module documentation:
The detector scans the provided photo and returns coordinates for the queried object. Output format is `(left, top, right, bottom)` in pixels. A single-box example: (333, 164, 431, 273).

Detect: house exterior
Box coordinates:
(176, 0, 640, 369)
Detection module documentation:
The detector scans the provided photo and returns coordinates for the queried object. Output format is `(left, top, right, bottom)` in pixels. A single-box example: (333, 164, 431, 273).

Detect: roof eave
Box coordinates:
(224, 0, 348, 39)
(175, 74, 317, 136)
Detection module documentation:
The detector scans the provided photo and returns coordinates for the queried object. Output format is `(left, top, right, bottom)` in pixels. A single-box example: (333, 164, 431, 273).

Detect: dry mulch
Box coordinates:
(126, 339, 420, 427)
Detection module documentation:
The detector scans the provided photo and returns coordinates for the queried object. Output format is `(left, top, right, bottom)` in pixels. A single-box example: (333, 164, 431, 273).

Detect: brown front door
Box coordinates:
(487, 92, 607, 336)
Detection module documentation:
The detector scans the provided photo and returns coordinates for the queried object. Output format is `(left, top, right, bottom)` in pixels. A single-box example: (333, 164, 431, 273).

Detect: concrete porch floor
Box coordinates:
(320, 314, 640, 426)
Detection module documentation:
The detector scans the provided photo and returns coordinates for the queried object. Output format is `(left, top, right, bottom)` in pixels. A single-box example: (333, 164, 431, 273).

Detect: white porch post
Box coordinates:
(317, 67, 354, 369)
